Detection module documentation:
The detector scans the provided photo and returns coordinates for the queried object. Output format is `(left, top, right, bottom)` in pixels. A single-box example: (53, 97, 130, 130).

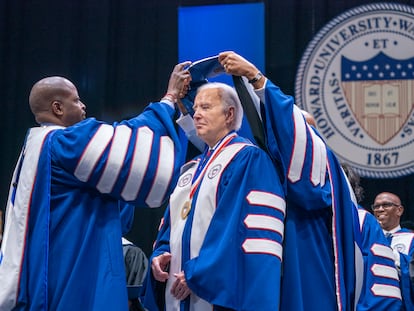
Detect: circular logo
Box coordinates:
(178, 173, 192, 187)
(208, 164, 222, 179)
(295, 3, 414, 178)
(394, 243, 406, 254)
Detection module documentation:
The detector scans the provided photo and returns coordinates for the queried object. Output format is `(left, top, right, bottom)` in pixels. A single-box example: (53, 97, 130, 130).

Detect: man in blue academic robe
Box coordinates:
(144, 82, 286, 311)
(0, 63, 190, 311)
(220, 51, 402, 311)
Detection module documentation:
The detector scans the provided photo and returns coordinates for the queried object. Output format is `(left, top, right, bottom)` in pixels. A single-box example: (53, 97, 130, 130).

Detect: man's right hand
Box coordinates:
(151, 252, 172, 282)
(165, 61, 192, 103)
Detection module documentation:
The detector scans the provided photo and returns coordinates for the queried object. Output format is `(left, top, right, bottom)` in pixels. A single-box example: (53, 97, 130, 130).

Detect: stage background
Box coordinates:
(1, 0, 413, 255)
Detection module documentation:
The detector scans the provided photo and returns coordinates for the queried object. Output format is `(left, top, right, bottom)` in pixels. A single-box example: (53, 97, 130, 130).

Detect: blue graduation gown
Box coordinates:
(144, 134, 286, 311)
(0, 102, 185, 311)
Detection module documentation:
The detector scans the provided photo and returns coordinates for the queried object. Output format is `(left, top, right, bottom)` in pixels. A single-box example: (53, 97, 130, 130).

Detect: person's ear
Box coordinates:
(51, 100, 63, 116)
(397, 205, 404, 217)
(226, 106, 235, 124)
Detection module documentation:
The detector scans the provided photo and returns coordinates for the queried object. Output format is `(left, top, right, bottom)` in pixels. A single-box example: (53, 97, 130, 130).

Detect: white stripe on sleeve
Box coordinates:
(74, 124, 114, 182)
(242, 238, 283, 260)
(244, 214, 284, 237)
(121, 126, 153, 201)
(371, 263, 399, 280)
(145, 136, 175, 207)
(371, 284, 401, 299)
(246, 191, 286, 215)
(371, 244, 395, 261)
(309, 128, 327, 186)
(97, 125, 132, 193)
(288, 106, 307, 183)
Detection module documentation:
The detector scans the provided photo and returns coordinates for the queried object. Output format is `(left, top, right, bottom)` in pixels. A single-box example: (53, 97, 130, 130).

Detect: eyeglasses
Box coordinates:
(371, 202, 400, 210)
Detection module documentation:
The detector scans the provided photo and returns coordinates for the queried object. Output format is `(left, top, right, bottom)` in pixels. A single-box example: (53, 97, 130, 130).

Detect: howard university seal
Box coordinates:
(295, 3, 414, 178)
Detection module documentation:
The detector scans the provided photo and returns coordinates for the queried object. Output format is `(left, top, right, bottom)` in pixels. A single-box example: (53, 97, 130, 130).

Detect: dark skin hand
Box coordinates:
(166, 61, 192, 102)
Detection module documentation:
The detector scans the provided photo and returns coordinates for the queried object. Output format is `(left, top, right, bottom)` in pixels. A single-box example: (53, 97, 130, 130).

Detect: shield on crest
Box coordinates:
(341, 52, 414, 145)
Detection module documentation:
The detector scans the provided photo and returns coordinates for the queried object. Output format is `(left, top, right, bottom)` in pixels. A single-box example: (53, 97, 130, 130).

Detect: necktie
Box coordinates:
(385, 232, 393, 245)
(193, 149, 213, 182)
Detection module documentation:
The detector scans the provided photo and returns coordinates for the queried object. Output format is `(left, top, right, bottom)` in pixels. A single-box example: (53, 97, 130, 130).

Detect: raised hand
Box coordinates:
(165, 61, 192, 103)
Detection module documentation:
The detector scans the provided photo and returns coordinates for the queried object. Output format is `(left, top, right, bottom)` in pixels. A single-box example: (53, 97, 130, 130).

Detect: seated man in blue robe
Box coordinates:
(0, 62, 191, 311)
(143, 82, 286, 311)
(342, 163, 402, 311)
(372, 192, 414, 310)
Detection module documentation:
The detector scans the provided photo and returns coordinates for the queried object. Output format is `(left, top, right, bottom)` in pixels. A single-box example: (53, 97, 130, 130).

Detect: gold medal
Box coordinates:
(181, 200, 191, 219)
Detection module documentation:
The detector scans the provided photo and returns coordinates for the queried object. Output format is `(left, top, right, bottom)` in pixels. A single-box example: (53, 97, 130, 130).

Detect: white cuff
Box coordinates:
(176, 114, 205, 151)
(160, 98, 175, 109)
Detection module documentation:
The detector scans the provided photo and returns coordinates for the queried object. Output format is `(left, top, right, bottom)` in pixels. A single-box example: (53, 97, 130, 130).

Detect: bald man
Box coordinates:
(372, 192, 414, 310)
(373, 193, 407, 234)
(372, 192, 414, 256)
(0, 64, 190, 311)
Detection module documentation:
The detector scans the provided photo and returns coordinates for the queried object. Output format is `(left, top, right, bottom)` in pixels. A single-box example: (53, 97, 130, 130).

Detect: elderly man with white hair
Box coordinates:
(144, 82, 286, 311)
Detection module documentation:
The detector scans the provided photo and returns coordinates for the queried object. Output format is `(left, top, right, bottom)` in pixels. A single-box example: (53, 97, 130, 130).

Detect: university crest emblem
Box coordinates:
(295, 3, 414, 178)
